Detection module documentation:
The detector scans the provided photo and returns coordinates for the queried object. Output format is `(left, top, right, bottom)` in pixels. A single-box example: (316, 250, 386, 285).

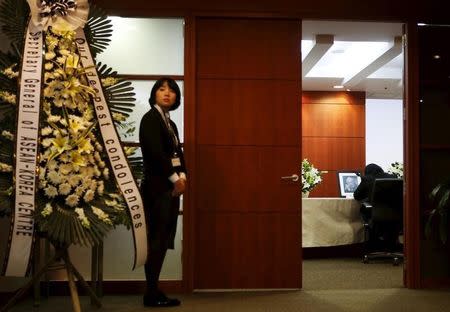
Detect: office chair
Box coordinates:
(361, 178, 404, 265)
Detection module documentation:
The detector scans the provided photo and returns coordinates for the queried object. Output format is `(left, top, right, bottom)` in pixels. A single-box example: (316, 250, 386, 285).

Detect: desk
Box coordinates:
(302, 198, 364, 247)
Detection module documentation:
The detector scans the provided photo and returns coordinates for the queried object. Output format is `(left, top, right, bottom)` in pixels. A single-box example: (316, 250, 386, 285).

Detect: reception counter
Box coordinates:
(302, 198, 364, 248)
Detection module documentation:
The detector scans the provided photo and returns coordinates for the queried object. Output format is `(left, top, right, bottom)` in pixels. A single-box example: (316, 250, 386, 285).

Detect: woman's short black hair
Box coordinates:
(148, 77, 181, 111)
(364, 163, 384, 176)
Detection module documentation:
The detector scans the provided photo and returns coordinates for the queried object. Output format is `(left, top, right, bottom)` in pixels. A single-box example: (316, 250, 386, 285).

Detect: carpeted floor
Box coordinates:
(303, 257, 403, 290)
(7, 258, 450, 312)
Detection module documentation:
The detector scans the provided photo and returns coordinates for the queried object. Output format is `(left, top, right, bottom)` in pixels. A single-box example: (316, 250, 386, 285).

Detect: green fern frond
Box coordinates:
(35, 205, 114, 247)
(0, 0, 28, 49)
(95, 65, 137, 116)
(84, 4, 113, 57)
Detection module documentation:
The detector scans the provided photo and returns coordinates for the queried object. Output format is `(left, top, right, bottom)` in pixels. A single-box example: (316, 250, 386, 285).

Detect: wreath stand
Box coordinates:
(1, 239, 102, 312)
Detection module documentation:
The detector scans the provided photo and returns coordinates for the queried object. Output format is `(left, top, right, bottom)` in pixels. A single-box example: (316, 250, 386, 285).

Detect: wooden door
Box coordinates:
(194, 17, 302, 289)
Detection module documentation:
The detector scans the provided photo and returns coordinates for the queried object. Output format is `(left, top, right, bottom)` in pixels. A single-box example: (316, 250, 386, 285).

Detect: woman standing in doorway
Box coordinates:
(139, 77, 186, 307)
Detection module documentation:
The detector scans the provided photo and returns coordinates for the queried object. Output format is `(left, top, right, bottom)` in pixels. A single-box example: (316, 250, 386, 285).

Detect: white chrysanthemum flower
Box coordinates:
(39, 180, 48, 189)
(75, 185, 85, 196)
(97, 181, 104, 195)
(90, 165, 100, 177)
(75, 208, 90, 228)
(83, 189, 95, 202)
(92, 206, 112, 225)
(47, 115, 61, 123)
(58, 183, 72, 195)
(41, 203, 53, 217)
(44, 62, 54, 70)
(41, 126, 53, 136)
(39, 166, 46, 181)
(88, 154, 95, 164)
(68, 174, 81, 187)
(47, 160, 58, 171)
(1, 130, 14, 140)
(44, 185, 58, 198)
(65, 194, 79, 207)
(47, 170, 62, 185)
(95, 142, 103, 152)
(89, 180, 97, 192)
(60, 152, 71, 163)
(41, 137, 53, 148)
(45, 51, 56, 60)
(103, 168, 109, 180)
(60, 163, 73, 175)
(94, 151, 101, 162)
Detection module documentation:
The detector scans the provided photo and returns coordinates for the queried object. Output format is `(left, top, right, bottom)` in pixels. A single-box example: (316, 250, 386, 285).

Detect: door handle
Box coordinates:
(281, 174, 299, 182)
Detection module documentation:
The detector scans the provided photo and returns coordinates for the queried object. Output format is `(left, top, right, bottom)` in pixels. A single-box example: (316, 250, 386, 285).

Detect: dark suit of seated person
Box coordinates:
(353, 164, 402, 263)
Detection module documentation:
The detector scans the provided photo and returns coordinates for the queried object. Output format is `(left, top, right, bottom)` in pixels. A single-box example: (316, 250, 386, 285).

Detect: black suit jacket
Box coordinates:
(139, 107, 186, 198)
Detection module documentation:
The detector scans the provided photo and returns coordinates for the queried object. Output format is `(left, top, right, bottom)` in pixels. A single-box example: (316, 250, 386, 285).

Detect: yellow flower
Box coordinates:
(70, 151, 87, 167)
(68, 116, 86, 135)
(77, 138, 94, 154)
(52, 136, 71, 154)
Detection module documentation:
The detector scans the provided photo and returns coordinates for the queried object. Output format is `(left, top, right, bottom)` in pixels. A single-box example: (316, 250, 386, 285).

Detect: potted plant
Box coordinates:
(425, 177, 450, 244)
(301, 158, 322, 197)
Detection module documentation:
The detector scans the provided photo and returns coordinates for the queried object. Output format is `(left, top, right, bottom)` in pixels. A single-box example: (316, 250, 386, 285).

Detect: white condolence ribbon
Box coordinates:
(3, 21, 43, 277)
(74, 29, 148, 269)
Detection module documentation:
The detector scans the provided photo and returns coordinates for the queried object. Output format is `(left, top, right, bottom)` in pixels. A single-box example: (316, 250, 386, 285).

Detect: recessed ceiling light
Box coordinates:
(333, 85, 344, 89)
(417, 23, 427, 26)
(433, 55, 441, 59)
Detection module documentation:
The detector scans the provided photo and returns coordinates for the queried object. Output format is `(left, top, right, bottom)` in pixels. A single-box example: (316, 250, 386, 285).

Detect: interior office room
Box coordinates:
(1, 0, 450, 311)
(300, 20, 405, 290)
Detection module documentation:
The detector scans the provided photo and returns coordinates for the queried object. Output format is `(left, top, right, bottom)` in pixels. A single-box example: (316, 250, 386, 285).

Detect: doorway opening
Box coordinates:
(301, 20, 405, 290)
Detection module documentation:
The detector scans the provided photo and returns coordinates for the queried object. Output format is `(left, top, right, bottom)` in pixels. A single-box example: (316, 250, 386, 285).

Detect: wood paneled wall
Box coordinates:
(302, 91, 365, 197)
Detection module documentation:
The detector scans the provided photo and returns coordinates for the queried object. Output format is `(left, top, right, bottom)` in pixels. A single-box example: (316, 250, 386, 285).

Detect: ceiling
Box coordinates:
(302, 20, 404, 99)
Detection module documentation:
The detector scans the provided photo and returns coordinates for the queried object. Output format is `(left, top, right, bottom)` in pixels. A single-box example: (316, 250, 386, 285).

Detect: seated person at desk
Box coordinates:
(353, 163, 394, 202)
(353, 163, 396, 249)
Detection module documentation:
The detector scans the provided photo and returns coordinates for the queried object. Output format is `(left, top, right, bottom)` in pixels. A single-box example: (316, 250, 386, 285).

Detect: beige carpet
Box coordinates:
(303, 257, 403, 290)
(8, 258, 450, 312)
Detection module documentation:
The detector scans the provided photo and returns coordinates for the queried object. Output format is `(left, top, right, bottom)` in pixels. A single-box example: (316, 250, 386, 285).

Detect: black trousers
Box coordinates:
(143, 190, 180, 297)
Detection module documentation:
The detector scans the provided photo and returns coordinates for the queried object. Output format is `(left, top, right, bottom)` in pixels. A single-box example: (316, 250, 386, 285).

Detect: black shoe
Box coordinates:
(143, 292, 181, 307)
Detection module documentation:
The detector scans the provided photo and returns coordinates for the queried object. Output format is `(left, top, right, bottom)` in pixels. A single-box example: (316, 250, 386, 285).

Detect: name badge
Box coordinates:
(171, 157, 181, 167)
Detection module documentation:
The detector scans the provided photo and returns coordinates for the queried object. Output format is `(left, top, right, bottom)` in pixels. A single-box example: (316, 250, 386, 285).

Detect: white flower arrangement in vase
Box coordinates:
(387, 161, 403, 178)
(301, 158, 322, 197)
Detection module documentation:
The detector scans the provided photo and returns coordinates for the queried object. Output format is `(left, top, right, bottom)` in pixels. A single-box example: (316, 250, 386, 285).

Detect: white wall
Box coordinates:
(365, 99, 403, 171)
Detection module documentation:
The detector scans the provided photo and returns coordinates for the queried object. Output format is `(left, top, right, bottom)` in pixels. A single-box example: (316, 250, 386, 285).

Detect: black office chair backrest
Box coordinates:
(369, 178, 403, 222)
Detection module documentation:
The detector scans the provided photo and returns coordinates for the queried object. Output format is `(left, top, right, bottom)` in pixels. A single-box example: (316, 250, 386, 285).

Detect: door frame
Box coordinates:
(182, 14, 421, 292)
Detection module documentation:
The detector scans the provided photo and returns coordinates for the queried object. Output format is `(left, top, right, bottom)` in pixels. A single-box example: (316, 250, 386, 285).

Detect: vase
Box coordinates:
(302, 191, 310, 198)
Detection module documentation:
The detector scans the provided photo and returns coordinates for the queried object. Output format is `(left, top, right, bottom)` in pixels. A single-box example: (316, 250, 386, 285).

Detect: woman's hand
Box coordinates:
(172, 178, 186, 197)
